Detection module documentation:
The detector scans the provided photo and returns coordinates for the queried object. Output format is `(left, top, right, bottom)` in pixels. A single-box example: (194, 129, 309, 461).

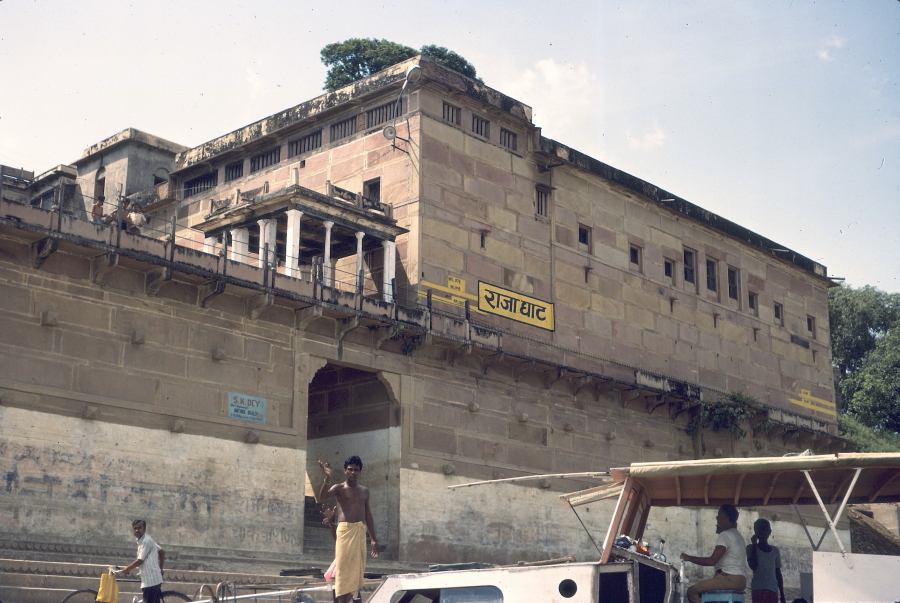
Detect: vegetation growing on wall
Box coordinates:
(685, 391, 756, 439)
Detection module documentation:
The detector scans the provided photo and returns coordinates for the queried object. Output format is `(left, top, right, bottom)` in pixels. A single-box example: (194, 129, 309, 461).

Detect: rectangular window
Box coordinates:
(288, 131, 322, 157)
(727, 267, 739, 300)
(330, 116, 357, 141)
(748, 292, 758, 315)
(224, 161, 243, 182)
(366, 100, 399, 128)
(578, 225, 591, 253)
(184, 171, 217, 197)
(535, 187, 550, 218)
(664, 259, 676, 285)
(630, 245, 642, 271)
(364, 178, 381, 202)
(706, 259, 718, 292)
(774, 303, 783, 326)
(683, 249, 696, 284)
(807, 315, 816, 339)
(250, 147, 281, 173)
(443, 102, 461, 125)
(500, 128, 517, 151)
(472, 114, 490, 138)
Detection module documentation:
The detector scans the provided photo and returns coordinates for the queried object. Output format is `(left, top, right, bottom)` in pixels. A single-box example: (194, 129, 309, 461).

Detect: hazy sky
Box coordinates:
(2, 0, 898, 292)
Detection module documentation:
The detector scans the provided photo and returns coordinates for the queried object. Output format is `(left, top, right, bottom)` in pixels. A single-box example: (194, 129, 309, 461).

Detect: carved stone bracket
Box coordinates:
(572, 375, 594, 396)
(145, 267, 172, 297)
(450, 344, 473, 366)
(90, 252, 118, 285)
(544, 368, 567, 389)
(336, 316, 361, 342)
(372, 325, 394, 349)
(620, 388, 642, 408)
(481, 352, 505, 375)
(30, 237, 58, 270)
(593, 381, 616, 401)
(647, 395, 668, 415)
(295, 305, 323, 330)
(247, 292, 274, 320)
(199, 280, 226, 308)
(514, 360, 536, 382)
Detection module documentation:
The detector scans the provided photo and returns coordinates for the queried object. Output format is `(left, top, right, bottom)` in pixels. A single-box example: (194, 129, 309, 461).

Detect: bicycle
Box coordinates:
(60, 568, 191, 603)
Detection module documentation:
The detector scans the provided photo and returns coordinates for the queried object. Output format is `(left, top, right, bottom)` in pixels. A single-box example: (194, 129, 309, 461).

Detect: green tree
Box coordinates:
(843, 329, 900, 431)
(829, 285, 900, 376)
(828, 284, 900, 437)
(320, 39, 480, 92)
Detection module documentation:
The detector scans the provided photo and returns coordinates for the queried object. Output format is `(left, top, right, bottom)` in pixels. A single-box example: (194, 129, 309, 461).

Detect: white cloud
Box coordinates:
(625, 126, 667, 152)
(817, 33, 845, 62)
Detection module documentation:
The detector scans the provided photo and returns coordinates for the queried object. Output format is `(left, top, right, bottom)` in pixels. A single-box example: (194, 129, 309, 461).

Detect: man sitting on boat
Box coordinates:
(680, 503, 748, 602)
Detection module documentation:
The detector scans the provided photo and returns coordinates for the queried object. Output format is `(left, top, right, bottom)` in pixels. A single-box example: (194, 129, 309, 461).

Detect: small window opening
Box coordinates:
(500, 128, 517, 151)
(578, 225, 591, 253)
(584, 266, 592, 284)
(774, 303, 783, 326)
(535, 187, 550, 218)
(683, 249, 696, 285)
(364, 178, 381, 203)
(748, 292, 758, 315)
(224, 161, 244, 182)
(472, 114, 490, 138)
(727, 267, 739, 301)
(443, 102, 461, 125)
(706, 259, 718, 292)
(250, 147, 281, 173)
(288, 130, 322, 157)
(807, 315, 816, 339)
(629, 245, 642, 271)
(664, 259, 676, 285)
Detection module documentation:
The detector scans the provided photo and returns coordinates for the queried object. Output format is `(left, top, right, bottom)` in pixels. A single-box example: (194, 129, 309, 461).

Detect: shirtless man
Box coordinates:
(317, 456, 379, 603)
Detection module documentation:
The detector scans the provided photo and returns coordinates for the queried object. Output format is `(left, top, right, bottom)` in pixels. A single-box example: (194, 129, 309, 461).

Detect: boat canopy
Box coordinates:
(560, 453, 900, 564)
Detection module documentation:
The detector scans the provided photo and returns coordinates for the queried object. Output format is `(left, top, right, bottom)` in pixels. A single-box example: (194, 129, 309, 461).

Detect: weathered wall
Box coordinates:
(416, 94, 835, 425)
(0, 405, 306, 553)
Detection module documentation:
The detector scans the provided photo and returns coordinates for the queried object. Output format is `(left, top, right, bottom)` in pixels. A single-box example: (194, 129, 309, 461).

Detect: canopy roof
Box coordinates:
(602, 453, 900, 507)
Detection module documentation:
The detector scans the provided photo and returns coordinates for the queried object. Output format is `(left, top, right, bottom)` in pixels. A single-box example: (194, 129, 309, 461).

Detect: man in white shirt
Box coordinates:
(121, 519, 166, 603)
(680, 504, 747, 603)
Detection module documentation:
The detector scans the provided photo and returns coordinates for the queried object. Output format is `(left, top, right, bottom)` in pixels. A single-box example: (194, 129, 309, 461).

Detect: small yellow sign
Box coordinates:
(478, 281, 555, 331)
(447, 276, 464, 293)
(789, 389, 836, 417)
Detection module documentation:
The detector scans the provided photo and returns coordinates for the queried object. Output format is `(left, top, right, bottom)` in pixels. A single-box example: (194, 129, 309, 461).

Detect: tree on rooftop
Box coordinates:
(320, 38, 480, 92)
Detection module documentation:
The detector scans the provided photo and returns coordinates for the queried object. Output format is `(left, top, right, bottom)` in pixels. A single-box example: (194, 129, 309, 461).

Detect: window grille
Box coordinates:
(224, 162, 243, 182)
(472, 114, 490, 138)
(443, 102, 461, 125)
(367, 101, 399, 128)
(535, 187, 550, 217)
(250, 147, 281, 173)
(330, 116, 357, 141)
(184, 172, 217, 197)
(500, 128, 517, 151)
(288, 131, 322, 157)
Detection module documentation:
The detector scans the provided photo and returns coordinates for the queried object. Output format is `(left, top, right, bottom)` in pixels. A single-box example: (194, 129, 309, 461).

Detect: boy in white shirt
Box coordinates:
(681, 504, 747, 603)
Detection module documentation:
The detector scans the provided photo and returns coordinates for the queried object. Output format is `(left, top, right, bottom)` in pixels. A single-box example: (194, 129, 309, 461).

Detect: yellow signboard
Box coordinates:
(789, 389, 836, 417)
(478, 281, 555, 331)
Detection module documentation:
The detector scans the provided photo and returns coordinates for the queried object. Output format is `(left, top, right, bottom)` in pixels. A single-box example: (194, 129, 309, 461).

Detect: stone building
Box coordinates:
(0, 57, 849, 578)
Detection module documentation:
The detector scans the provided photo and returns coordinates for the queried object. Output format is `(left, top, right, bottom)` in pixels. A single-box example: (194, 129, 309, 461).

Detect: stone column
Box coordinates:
(258, 218, 277, 268)
(230, 228, 249, 263)
(285, 209, 303, 278)
(203, 236, 218, 255)
(355, 231, 365, 291)
(382, 239, 396, 302)
(323, 221, 334, 284)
